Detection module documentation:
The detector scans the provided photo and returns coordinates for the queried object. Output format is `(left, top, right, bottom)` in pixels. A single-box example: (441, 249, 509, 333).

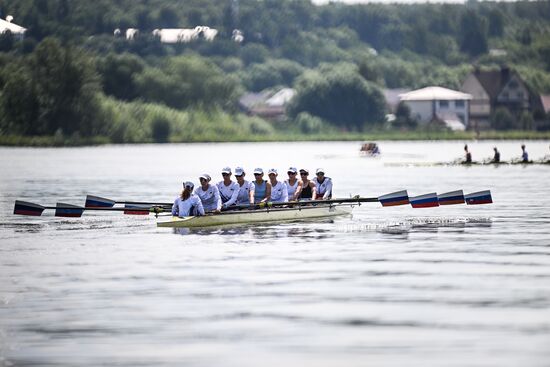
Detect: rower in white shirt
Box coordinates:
(172, 181, 205, 217)
(194, 173, 222, 213)
(267, 168, 288, 203)
(285, 166, 302, 201)
(217, 167, 240, 209)
(234, 167, 255, 205)
(313, 168, 333, 200)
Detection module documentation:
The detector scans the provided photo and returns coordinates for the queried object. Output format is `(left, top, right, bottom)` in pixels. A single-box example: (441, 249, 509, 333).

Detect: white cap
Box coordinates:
(268, 168, 277, 175)
(299, 168, 309, 174)
(253, 167, 263, 175)
(221, 166, 231, 174)
(316, 168, 325, 174)
(287, 167, 297, 174)
(199, 173, 211, 181)
(234, 167, 244, 176)
(183, 181, 194, 189)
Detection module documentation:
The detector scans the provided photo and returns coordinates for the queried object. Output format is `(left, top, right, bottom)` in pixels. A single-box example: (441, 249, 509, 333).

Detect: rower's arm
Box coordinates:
(172, 198, 179, 216)
(323, 179, 333, 200)
(224, 183, 240, 208)
(249, 182, 255, 204)
(213, 186, 222, 211)
(310, 181, 317, 198)
(262, 182, 272, 203)
(281, 182, 289, 202)
(293, 181, 303, 201)
(194, 197, 205, 216)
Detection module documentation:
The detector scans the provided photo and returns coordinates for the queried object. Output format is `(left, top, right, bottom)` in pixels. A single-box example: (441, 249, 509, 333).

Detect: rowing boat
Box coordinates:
(157, 204, 353, 228)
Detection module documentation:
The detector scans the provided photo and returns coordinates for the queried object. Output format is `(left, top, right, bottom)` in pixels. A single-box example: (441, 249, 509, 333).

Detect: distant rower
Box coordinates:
(268, 168, 288, 203)
(492, 147, 500, 163)
(521, 144, 529, 163)
(172, 181, 205, 217)
(313, 168, 332, 199)
(463, 144, 472, 164)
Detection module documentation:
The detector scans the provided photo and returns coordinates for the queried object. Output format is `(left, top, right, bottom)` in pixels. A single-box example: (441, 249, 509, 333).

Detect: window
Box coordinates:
(455, 100, 465, 108)
(439, 100, 449, 108)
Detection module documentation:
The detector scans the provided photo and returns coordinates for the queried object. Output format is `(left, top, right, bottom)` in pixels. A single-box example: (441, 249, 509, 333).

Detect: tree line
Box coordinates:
(1, 0, 550, 142)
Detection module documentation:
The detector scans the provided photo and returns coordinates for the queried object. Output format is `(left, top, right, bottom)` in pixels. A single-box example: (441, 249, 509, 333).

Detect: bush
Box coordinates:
(151, 116, 172, 143)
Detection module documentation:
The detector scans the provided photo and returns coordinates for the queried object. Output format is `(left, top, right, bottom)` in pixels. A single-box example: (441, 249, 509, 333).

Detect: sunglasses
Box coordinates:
(235, 174, 243, 178)
(287, 172, 296, 175)
(254, 173, 262, 176)
(222, 173, 230, 176)
(300, 173, 308, 176)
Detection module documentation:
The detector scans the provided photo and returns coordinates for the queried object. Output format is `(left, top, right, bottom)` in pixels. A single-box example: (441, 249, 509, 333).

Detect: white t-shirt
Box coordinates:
(270, 181, 288, 202)
(285, 179, 299, 199)
(313, 176, 332, 199)
(217, 180, 240, 208)
(194, 184, 222, 211)
(236, 180, 254, 205)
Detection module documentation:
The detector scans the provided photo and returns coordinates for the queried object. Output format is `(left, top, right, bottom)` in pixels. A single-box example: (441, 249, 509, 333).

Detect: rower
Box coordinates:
(463, 144, 472, 164)
(285, 167, 302, 201)
(313, 168, 332, 200)
(252, 168, 271, 204)
(298, 168, 317, 201)
(217, 167, 239, 209)
(267, 168, 288, 203)
(194, 173, 222, 213)
(234, 167, 255, 205)
(172, 181, 205, 218)
(492, 147, 500, 163)
(521, 144, 529, 163)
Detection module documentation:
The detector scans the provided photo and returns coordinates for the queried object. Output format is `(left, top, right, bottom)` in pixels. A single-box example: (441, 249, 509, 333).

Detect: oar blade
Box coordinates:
(438, 190, 465, 205)
(465, 190, 493, 205)
(85, 195, 115, 208)
(55, 203, 84, 218)
(124, 204, 150, 215)
(410, 193, 439, 208)
(14, 201, 45, 216)
(378, 190, 409, 207)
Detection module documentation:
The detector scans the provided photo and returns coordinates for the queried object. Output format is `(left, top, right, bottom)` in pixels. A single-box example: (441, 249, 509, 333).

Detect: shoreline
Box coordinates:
(1, 131, 550, 147)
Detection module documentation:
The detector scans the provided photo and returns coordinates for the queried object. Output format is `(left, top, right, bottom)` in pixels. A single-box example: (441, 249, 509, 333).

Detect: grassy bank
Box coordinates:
(2, 129, 550, 147)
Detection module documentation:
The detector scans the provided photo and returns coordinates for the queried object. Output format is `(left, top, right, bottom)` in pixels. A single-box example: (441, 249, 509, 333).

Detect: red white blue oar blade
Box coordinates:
(124, 204, 150, 215)
(438, 190, 465, 205)
(410, 192, 440, 208)
(85, 195, 115, 208)
(378, 190, 409, 207)
(14, 201, 45, 216)
(55, 203, 84, 218)
(465, 190, 493, 205)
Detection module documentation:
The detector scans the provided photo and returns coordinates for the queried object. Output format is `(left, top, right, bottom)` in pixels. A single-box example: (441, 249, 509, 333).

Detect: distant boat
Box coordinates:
(360, 142, 380, 157)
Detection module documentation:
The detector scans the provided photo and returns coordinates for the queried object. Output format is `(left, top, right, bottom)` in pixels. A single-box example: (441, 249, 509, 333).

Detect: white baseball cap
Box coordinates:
(234, 167, 244, 176)
(199, 173, 211, 181)
(268, 168, 278, 175)
(287, 167, 297, 174)
(183, 181, 194, 189)
(316, 168, 325, 174)
(299, 168, 309, 174)
(221, 167, 231, 174)
(253, 167, 264, 175)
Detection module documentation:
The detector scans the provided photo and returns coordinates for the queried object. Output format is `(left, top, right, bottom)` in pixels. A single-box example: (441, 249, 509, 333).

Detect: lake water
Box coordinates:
(1, 141, 550, 366)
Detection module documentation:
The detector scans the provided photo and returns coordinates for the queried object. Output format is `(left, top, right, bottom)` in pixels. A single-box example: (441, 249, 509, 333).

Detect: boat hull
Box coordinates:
(157, 205, 353, 228)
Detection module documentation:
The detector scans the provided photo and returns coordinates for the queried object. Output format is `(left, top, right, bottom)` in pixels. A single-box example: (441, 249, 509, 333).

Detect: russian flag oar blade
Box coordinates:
(438, 190, 465, 205)
(378, 190, 409, 207)
(14, 201, 45, 216)
(465, 190, 493, 205)
(55, 203, 84, 218)
(124, 204, 150, 215)
(85, 195, 115, 208)
(410, 193, 440, 208)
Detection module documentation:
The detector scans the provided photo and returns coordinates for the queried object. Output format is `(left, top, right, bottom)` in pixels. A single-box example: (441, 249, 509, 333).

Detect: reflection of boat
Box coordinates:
(157, 204, 353, 228)
(360, 142, 380, 156)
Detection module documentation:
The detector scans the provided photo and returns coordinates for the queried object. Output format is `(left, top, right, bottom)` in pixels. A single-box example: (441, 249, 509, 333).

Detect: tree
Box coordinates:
(491, 107, 515, 130)
(459, 10, 489, 57)
(289, 64, 386, 131)
(393, 102, 417, 129)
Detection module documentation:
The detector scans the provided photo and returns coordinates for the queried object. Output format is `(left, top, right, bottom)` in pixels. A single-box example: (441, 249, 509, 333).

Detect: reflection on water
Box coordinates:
(1, 141, 550, 367)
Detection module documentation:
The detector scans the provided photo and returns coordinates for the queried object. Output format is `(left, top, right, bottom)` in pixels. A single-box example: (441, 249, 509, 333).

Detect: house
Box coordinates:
(0, 16, 26, 40)
(541, 95, 550, 115)
(398, 86, 472, 130)
(461, 67, 542, 129)
(239, 88, 296, 121)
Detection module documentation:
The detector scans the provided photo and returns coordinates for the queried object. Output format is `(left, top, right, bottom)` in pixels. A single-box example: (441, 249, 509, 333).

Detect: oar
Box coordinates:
(85, 195, 172, 208)
(13, 200, 167, 217)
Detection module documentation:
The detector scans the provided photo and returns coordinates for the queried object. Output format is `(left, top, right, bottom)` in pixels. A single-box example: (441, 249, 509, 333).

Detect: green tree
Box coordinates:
(459, 10, 489, 57)
(491, 107, 515, 130)
(290, 64, 386, 131)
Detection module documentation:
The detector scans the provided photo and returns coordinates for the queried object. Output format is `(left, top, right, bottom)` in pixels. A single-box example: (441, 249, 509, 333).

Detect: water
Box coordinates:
(1, 141, 550, 366)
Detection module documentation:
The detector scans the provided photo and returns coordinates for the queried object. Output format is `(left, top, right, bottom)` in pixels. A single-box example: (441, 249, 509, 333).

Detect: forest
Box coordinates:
(1, 0, 550, 144)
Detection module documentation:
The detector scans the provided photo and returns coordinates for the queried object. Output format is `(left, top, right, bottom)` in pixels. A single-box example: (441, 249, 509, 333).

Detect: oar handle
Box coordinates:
(221, 197, 379, 212)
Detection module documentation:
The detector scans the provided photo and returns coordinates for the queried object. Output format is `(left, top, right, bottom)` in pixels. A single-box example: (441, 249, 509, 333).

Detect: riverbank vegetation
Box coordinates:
(1, 0, 550, 146)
